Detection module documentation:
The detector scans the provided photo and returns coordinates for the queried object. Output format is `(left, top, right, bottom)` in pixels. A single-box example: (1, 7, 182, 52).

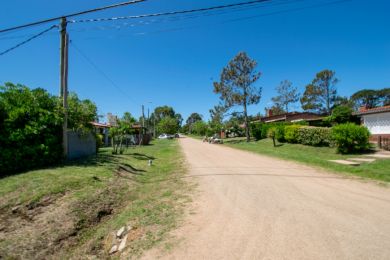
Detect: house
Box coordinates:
(91, 121, 151, 146)
(91, 122, 112, 146)
(253, 111, 323, 125)
(354, 105, 390, 141)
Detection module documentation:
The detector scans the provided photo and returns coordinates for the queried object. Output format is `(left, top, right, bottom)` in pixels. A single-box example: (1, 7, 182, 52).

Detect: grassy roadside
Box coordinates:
(0, 139, 191, 259)
(220, 137, 390, 183)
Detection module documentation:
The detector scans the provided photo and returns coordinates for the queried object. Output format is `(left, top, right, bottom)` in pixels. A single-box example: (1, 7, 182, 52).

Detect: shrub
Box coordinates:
(250, 122, 263, 140)
(267, 127, 277, 147)
(96, 134, 104, 149)
(296, 126, 333, 146)
(331, 123, 370, 154)
(192, 120, 208, 136)
(275, 125, 286, 142)
(0, 83, 63, 175)
(284, 125, 301, 143)
(329, 105, 355, 124)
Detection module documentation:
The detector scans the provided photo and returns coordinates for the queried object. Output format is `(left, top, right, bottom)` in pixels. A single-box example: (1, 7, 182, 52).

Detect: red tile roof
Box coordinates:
(354, 105, 390, 115)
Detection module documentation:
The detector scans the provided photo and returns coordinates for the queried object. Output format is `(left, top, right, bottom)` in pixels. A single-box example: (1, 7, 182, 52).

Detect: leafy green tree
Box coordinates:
(157, 117, 179, 135)
(0, 83, 63, 174)
(186, 113, 202, 125)
(186, 113, 203, 134)
(329, 105, 355, 124)
(67, 92, 98, 132)
(271, 80, 299, 113)
(109, 112, 137, 154)
(301, 70, 338, 115)
(152, 106, 176, 122)
(350, 88, 390, 109)
(213, 52, 262, 142)
(192, 121, 208, 136)
(175, 113, 183, 127)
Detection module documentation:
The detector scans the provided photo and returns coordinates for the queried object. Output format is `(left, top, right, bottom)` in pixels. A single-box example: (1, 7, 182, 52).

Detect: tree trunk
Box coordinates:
(243, 101, 250, 142)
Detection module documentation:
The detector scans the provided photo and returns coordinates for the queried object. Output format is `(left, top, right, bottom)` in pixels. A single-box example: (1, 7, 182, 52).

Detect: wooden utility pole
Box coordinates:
(60, 17, 69, 158)
(141, 105, 145, 128)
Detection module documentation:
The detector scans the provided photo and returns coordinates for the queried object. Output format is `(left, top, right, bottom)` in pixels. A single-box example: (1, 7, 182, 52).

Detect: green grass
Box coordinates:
(0, 139, 191, 258)
(223, 137, 390, 183)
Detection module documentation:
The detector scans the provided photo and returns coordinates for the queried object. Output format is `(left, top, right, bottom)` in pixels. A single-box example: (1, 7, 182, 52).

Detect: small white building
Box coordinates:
(355, 105, 390, 141)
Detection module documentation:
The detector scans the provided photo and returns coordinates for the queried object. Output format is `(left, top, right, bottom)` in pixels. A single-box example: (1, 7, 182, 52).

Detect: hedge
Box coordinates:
(331, 123, 370, 154)
(284, 125, 301, 143)
(296, 126, 333, 147)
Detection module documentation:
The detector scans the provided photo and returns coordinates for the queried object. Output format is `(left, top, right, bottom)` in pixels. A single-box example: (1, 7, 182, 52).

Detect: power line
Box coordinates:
(70, 0, 273, 24)
(0, 0, 146, 34)
(69, 40, 141, 106)
(0, 25, 58, 56)
(68, 0, 303, 33)
(76, 0, 350, 40)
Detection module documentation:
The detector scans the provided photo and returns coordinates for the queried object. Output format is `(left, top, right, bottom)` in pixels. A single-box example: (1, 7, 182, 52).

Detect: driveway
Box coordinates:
(144, 137, 390, 259)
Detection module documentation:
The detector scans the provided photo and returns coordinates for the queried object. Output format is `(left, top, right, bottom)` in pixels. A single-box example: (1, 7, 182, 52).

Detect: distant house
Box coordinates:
(252, 111, 323, 125)
(91, 122, 112, 146)
(91, 121, 151, 146)
(354, 105, 390, 141)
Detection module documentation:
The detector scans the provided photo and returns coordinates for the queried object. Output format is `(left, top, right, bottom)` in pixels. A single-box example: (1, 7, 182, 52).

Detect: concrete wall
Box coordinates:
(67, 131, 96, 160)
(363, 112, 390, 135)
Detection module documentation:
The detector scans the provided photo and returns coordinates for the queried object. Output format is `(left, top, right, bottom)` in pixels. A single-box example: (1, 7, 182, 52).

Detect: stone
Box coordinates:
(11, 206, 20, 214)
(116, 226, 126, 238)
(118, 234, 128, 252)
(348, 158, 376, 163)
(328, 160, 360, 166)
(109, 245, 118, 254)
(127, 225, 133, 231)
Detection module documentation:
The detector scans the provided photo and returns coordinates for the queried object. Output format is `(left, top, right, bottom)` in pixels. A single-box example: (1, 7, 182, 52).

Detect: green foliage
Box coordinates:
(296, 126, 333, 147)
(267, 127, 277, 147)
(0, 83, 63, 175)
(351, 88, 390, 109)
(157, 117, 179, 135)
(284, 125, 302, 143)
(275, 125, 286, 142)
(67, 92, 97, 132)
(96, 134, 104, 152)
(329, 105, 356, 124)
(267, 127, 276, 138)
(250, 122, 262, 140)
(192, 121, 208, 136)
(250, 122, 289, 141)
(331, 123, 370, 154)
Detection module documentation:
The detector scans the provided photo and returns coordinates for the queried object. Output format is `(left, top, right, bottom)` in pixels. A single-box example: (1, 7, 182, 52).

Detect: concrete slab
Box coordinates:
(348, 158, 376, 163)
(328, 160, 360, 166)
(364, 154, 390, 159)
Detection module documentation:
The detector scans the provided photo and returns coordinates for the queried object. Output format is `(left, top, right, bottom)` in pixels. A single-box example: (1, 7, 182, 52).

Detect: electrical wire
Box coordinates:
(0, 25, 58, 56)
(0, 0, 146, 34)
(69, 40, 141, 106)
(69, 0, 273, 24)
(68, 0, 303, 33)
(76, 0, 351, 40)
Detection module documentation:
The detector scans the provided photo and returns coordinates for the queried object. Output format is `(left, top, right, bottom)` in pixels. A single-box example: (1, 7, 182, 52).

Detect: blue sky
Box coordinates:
(1, 0, 389, 122)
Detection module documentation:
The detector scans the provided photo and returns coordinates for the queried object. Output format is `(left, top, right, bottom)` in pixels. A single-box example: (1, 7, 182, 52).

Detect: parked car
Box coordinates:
(174, 133, 180, 138)
(158, 134, 168, 139)
(158, 134, 173, 139)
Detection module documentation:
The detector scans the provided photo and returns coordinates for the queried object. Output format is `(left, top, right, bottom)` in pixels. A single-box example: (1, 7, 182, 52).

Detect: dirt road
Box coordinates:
(144, 137, 390, 259)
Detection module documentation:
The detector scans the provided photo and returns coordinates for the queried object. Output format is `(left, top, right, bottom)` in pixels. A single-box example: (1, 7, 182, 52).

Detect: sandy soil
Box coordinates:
(143, 137, 390, 260)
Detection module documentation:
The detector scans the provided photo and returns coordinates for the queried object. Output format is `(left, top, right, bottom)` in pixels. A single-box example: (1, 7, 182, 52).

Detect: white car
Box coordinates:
(158, 134, 173, 139)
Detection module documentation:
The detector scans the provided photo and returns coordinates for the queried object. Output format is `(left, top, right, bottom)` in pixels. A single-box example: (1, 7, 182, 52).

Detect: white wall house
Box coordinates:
(355, 106, 390, 141)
